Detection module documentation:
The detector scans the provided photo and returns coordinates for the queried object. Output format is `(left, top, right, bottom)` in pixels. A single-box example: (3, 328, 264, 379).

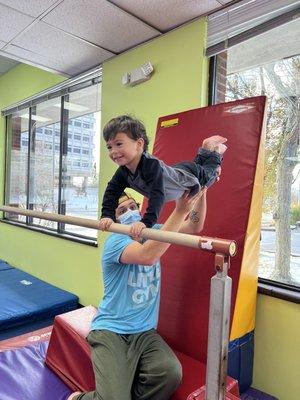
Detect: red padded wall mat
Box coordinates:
(149, 96, 266, 362)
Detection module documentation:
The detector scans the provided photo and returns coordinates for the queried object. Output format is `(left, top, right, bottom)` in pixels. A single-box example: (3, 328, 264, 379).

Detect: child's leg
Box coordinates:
(194, 148, 222, 188)
(171, 161, 200, 196)
(194, 147, 210, 165)
(194, 147, 222, 164)
(194, 139, 227, 165)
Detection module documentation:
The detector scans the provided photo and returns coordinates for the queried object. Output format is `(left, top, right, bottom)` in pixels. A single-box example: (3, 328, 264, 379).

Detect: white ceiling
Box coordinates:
(0, 0, 235, 77)
(0, 54, 19, 75)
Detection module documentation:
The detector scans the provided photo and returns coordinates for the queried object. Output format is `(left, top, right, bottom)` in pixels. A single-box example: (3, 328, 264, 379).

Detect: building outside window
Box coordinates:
(4, 78, 101, 242)
(213, 18, 300, 288)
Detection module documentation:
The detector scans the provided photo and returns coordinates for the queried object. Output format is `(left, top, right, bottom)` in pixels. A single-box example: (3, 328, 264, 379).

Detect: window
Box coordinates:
(212, 18, 300, 287)
(4, 80, 101, 241)
(5, 111, 29, 223)
(62, 85, 100, 238)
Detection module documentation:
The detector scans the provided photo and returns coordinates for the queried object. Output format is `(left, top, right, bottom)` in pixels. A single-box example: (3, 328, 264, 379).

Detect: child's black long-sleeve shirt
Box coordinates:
(101, 150, 221, 227)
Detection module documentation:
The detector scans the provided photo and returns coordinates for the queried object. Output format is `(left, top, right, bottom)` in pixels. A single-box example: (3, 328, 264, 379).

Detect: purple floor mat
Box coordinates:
(0, 341, 71, 400)
(241, 387, 278, 400)
(0, 338, 279, 400)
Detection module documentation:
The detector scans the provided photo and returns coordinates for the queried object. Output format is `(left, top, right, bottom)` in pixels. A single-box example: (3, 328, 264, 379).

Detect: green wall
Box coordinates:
(0, 19, 299, 400)
(0, 18, 208, 306)
(0, 64, 65, 204)
(253, 294, 300, 400)
(100, 18, 208, 222)
(0, 64, 102, 306)
(99, 18, 208, 278)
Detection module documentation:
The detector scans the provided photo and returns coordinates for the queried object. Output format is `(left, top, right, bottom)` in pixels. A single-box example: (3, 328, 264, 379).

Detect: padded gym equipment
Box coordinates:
(45, 306, 240, 398)
(152, 96, 266, 392)
(0, 262, 79, 340)
(0, 341, 71, 400)
(46, 97, 266, 396)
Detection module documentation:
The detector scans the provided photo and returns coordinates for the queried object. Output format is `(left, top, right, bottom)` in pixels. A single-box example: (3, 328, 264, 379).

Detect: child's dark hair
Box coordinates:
(103, 115, 149, 151)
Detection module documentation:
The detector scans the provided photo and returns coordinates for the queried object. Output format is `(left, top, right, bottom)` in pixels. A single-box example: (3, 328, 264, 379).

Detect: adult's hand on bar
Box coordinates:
(99, 217, 113, 231)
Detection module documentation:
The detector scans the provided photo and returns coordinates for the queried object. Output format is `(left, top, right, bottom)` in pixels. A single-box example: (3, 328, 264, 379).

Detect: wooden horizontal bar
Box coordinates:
(0, 206, 237, 256)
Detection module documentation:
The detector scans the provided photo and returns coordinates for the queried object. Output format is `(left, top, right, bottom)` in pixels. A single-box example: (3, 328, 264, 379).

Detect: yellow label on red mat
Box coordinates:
(161, 118, 179, 128)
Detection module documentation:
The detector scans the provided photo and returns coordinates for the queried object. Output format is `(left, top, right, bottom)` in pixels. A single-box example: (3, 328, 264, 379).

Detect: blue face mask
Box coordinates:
(118, 209, 141, 225)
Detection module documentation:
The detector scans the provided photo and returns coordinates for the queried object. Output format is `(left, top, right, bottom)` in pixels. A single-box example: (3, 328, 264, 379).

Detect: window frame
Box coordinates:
(258, 278, 300, 304)
(2, 81, 100, 246)
(208, 55, 300, 300)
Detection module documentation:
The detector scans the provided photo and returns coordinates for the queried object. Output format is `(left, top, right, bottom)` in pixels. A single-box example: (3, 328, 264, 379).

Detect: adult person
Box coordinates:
(68, 188, 208, 400)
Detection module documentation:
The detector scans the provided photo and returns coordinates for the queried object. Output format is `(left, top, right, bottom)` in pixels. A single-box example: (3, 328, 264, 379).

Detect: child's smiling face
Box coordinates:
(106, 132, 144, 172)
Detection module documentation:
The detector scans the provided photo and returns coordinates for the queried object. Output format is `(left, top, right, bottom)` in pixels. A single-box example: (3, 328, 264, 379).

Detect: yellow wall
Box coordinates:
(253, 294, 300, 400)
(0, 18, 208, 306)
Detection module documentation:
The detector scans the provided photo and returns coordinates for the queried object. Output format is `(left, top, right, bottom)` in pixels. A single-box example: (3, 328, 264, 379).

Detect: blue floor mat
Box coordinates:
(0, 265, 78, 340)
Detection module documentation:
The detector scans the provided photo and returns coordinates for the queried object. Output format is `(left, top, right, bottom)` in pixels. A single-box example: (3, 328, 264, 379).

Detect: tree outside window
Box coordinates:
(216, 21, 300, 287)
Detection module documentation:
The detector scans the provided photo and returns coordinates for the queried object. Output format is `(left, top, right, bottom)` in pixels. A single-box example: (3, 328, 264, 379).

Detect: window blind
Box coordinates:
(206, 0, 300, 56)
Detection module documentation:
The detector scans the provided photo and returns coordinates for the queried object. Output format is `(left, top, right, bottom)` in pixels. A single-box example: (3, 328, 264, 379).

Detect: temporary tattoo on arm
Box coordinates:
(190, 210, 200, 223)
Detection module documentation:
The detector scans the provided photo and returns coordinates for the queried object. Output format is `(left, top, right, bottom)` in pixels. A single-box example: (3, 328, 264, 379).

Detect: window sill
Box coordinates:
(258, 278, 300, 304)
(0, 219, 98, 247)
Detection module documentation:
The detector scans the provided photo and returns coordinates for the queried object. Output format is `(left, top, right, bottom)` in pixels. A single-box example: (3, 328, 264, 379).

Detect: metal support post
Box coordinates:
(205, 253, 232, 400)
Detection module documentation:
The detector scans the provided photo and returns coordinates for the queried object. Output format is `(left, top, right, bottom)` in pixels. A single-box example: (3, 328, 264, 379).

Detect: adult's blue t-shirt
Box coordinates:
(91, 225, 162, 334)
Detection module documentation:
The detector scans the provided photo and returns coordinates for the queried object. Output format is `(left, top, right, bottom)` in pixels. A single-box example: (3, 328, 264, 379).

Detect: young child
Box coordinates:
(99, 115, 227, 236)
